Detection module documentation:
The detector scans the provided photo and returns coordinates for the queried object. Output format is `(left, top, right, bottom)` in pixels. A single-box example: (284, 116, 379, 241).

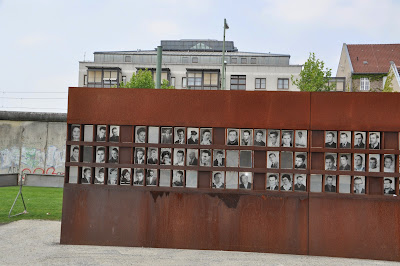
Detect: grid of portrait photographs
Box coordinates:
(66, 125, 400, 195)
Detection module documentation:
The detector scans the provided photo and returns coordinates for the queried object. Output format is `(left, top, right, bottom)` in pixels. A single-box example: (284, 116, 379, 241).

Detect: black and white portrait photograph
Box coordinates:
(161, 127, 173, 144)
(71, 124, 81, 141)
(354, 131, 366, 149)
(368, 154, 380, 172)
(94, 167, 104, 184)
(267, 129, 280, 147)
(384, 177, 395, 195)
(294, 153, 307, 169)
(81, 167, 91, 184)
(108, 168, 118, 185)
(339, 175, 351, 193)
(135, 126, 147, 143)
(339, 153, 351, 171)
(294, 174, 306, 192)
(240, 129, 253, 146)
(159, 169, 171, 187)
(120, 168, 131, 185)
(133, 168, 145, 186)
(186, 149, 198, 166)
(212, 171, 225, 189)
(239, 172, 252, 190)
(239, 150, 252, 168)
(325, 131, 337, 148)
(226, 171, 238, 189)
(339, 131, 351, 148)
(353, 176, 365, 194)
(187, 128, 199, 144)
(83, 146, 93, 163)
(84, 125, 93, 142)
(95, 146, 106, 163)
(109, 126, 120, 142)
(174, 127, 186, 144)
(134, 147, 146, 164)
(213, 150, 225, 167)
(353, 153, 365, 171)
(96, 125, 106, 142)
(147, 148, 158, 165)
(172, 170, 184, 187)
(325, 153, 337, 170)
(200, 128, 213, 145)
(384, 154, 395, 173)
(148, 126, 159, 144)
(295, 130, 307, 148)
(281, 130, 293, 147)
(185, 170, 198, 188)
(226, 128, 239, 146)
(280, 173, 293, 191)
(199, 149, 212, 167)
(254, 129, 266, 146)
(109, 147, 119, 163)
(324, 175, 336, 192)
(70, 145, 79, 162)
(146, 169, 157, 186)
(369, 132, 381, 149)
(226, 150, 239, 167)
(160, 148, 172, 165)
(310, 174, 322, 193)
(266, 174, 279, 191)
(281, 151, 293, 169)
(174, 148, 185, 166)
(267, 151, 279, 169)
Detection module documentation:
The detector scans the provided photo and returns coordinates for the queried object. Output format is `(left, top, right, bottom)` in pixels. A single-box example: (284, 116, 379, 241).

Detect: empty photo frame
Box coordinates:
(354, 131, 366, 149)
(108, 168, 118, 185)
(339, 131, 351, 149)
(186, 170, 198, 188)
(383, 177, 395, 195)
(70, 145, 79, 162)
(174, 127, 186, 144)
(325, 131, 337, 148)
(161, 127, 173, 144)
(133, 168, 145, 186)
(146, 169, 157, 186)
(280, 173, 293, 192)
(71, 124, 81, 141)
(159, 169, 171, 187)
(83, 125, 93, 142)
(226, 128, 239, 146)
(212, 171, 225, 189)
(148, 126, 160, 144)
(200, 128, 213, 145)
(353, 153, 366, 171)
(239, 172, 252, 190)
(240, 129, 253, 146)
(295, 130, 307, 148)
(339, 175, 351, 194)
(266, 173, 279, 191)
(120, 168, 131, 185)
(69, 166, 78, 184)
(226, 171, 238, 189)
(239, 150, 252, 168)
(94, 167, 105, 184)
(310, 174, 322, 192)
(160, 148, 172, 165)
(267, 151, 279, 169)
(109, 147, 119, 163)
(254, 129, 267, 147)
(369, 132, 381, 149)
(96, 125, 107, 141)
(172, 170, 184, 187)
(187, 127, 199, 144)
(226, 150, 239, 167)
(294, 174, 306, 192)
(281, 130, 293, 147)
(353, 176, 365, 194)
(81, 167, 91, 184)
(186, 149, 198, 166)
(109, 126, 120, 142)
(324, 175, 337, 192)
(267, 129, 280, 147)
(135, 126, 147, 143)
(281, 151, 293, 169)
(383, 154, 395, 173)
(368, 154, 380, 172)
(83, 146, 93, 163)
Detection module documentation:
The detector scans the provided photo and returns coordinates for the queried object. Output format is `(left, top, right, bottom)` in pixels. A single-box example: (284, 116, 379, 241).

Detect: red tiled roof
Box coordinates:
(347, 44, 400, 73)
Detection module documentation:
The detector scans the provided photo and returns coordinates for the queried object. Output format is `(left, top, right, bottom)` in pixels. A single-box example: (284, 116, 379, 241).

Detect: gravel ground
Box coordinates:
(0, 220, 398, 265)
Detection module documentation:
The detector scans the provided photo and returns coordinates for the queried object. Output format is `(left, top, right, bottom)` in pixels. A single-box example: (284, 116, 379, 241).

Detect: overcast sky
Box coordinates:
(1, 0, 399, 113)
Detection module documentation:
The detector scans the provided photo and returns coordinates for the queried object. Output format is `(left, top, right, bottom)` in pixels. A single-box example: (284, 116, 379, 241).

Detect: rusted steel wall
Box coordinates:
(61, 88, 400, 261)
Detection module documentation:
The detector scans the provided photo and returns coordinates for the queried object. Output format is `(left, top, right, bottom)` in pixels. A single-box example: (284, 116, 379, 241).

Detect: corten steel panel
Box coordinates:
(309, 194, 400, 261)
(310, 92, 400, 131)
(67, 88, 311, 129)
(61, 184, 308, 254)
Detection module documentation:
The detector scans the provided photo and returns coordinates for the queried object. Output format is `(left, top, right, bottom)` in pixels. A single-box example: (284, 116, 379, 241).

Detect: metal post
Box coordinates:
(221, 19, 228, 90)
(156, 46, 163, 89)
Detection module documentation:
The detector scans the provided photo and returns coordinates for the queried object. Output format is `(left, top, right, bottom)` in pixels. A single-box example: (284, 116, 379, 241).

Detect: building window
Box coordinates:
(87, 68, 121, 88)
(278, 78, 289, 90)
(182, 57, 189, 63)
(251, 58, 257, 64)
(83, 75, 87, 86)
(231, 58, 237, 64)
(255, 78, 266, 89)
(188, 72, 202, 89)
(171, 77, 175, 87)
(192, 57, 198, 63)
(103, 70, 118, 88)
(241, 58, 247, 64)
(182, 77, 187, 88)
(87, 70, 102, 88)
(231, 75, 246, 90)
(124, 56, 131, 62)
(122, 76, 127, 84)
(360, 78, 370, 91)
(203, 73, 219, 90)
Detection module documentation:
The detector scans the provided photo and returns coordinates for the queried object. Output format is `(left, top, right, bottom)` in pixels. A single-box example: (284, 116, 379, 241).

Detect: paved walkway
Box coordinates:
(0, 220, 398, 265)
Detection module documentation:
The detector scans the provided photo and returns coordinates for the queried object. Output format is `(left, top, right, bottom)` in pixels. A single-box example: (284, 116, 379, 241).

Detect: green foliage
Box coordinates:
(291, 52, 335, 92)
(382, 72, 394, 92)
(352, 74, 386, 81)
(0, 186, 63, 223)
(160, 79, 175, 89)
(119, 69, 155, 88)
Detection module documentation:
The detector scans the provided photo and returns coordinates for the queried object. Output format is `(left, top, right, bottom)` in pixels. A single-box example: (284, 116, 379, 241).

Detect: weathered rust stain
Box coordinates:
(207, 193, 242, 209)
(151, 191, 170, 203)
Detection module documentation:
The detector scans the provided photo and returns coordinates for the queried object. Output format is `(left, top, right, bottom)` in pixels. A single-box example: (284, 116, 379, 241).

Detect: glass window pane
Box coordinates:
(111, 71, 117, 79)
(211, 73, 218, 85)
(94, 71, 102, 82)
(204, 73, 211, 84)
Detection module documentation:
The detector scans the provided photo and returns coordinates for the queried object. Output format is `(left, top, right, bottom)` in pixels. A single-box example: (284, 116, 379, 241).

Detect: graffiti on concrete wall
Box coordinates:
(46, 145, 66, 175)
(21, 147, 45, 170)
(0, 147, 20, 174)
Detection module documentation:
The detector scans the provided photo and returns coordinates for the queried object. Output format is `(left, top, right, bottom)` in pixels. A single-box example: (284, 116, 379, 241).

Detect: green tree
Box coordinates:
(382, 72, 394, 92)
(119, 69, 155, 88)
(160, 79, 175, 89)
(291, 52, 335, 92)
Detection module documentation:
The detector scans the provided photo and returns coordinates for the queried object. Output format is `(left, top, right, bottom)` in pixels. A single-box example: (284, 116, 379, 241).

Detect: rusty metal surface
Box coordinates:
(61, 184, 309, 254)
(309, 194, 400, 261)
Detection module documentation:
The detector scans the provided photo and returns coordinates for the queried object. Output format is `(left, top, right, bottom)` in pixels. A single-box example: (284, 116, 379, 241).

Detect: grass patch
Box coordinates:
(0, 186, 63, 224)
